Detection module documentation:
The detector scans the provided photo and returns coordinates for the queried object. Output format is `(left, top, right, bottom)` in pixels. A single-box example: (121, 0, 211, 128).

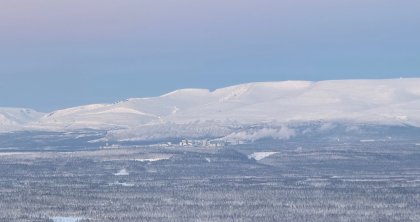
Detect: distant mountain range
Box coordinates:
(1, 78, 420, 144)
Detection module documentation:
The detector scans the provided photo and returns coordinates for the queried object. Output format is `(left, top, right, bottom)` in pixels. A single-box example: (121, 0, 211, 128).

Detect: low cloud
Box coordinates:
(223, 126, 295, 142)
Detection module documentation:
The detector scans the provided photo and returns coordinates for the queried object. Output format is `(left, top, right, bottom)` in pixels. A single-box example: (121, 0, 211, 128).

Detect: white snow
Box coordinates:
(0, 108, 44, 131)
(134, 156, 171, 162)
(248, 152, 279, 161)
(1, 78, 420, 141)
(114, 169, 129, 176)
(109, 182, 135, 187)
(0, 152, 32, 156)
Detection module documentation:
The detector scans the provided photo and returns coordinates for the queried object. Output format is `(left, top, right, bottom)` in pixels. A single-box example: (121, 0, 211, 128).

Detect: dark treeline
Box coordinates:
(0, 141, 419, 221)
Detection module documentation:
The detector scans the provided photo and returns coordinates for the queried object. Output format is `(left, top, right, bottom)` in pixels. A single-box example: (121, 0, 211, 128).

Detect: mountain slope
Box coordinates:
(1, 78, 420, 142)
(0, 108, 44, 131)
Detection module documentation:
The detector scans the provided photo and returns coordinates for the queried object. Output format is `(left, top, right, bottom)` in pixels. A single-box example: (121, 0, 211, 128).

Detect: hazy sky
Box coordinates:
(1, 0, 419, 111)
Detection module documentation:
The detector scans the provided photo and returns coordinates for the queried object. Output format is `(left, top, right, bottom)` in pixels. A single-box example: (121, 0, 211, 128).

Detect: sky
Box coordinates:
(0, 0, 419, 111)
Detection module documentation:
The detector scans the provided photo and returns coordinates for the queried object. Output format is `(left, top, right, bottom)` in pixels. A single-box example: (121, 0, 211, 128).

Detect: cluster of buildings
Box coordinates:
(101, 139, 227, 149)
(178, 139, 225, 148)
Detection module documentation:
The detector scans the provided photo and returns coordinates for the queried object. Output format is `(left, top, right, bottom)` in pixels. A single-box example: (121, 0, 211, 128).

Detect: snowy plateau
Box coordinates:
(1, 78, 420, 147)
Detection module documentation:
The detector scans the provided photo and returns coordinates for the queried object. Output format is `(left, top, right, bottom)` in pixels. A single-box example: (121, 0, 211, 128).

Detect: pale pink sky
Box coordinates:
(0, 0, 419, 110)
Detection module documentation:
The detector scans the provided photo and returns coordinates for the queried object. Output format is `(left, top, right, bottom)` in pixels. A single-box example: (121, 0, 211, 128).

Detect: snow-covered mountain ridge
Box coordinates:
(0, 108, 44, 132)
(1, 78, 420, 142)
